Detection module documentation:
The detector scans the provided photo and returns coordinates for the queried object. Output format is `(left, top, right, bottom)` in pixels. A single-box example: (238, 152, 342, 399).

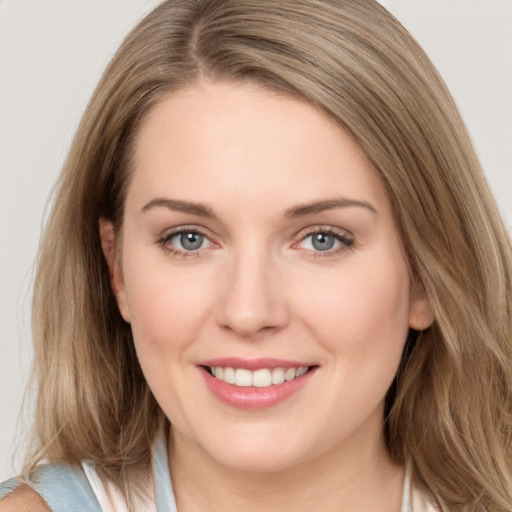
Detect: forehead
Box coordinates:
(128, 81, 389, 216)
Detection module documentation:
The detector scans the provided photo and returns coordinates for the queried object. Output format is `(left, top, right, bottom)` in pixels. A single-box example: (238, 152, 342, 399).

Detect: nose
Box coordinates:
(215, 246, 290, 339)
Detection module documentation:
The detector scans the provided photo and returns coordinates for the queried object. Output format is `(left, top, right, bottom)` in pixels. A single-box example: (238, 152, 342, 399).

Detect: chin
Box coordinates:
(211, 447, 303, 474)
(198, 429, 312, 474)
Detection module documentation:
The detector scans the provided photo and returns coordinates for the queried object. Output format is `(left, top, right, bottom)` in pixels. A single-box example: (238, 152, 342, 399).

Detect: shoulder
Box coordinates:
(0, 485, 50, 511)
(0, 462, 101, 512)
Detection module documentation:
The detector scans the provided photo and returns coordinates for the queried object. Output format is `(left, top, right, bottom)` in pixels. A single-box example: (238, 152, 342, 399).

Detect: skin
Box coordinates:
(0, 486, 50, 511)
(101, 81, 433, 511)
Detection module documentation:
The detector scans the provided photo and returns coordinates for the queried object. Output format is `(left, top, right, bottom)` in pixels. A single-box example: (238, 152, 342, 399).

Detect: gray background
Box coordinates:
(1, 0, 511, 481)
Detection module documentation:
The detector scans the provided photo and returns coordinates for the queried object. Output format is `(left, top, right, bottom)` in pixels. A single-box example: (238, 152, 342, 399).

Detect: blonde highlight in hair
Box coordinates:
(27, 1, 512, 510)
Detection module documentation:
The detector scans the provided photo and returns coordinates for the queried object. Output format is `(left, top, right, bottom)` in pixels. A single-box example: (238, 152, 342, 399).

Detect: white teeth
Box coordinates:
(271, 367, 285, 385)
(223, 367, 235, 384)
(284, 368, 296, 381)
(296, 366, 308, 377)
(234, 368, 252, 387)
(209, 366, 310, 387)
(253, 369, 272, 387)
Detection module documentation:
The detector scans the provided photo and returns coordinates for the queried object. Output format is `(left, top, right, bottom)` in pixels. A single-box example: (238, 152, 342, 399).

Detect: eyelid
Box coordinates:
(292, 225, 355, 256)
(155, 225, 218, 257)
(293, 224, 353, 241)
(154, 223, 354, 258)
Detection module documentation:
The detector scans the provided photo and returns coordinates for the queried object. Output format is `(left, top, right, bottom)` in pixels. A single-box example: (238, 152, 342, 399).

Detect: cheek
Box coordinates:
(120, 255, 217, 426)
(295, 254, 411, 365)
(121, 252, 214, 360)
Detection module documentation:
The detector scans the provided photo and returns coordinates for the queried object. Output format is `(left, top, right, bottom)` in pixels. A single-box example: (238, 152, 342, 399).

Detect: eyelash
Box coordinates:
(294, 226, 354, 257)
(155, 226, 354, 259)
(156, 227, 213, 259)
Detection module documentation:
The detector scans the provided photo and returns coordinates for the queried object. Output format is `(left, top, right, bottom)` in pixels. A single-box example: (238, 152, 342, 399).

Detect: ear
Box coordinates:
(408, 278, 434, 331)
(99, 218, 130, 323)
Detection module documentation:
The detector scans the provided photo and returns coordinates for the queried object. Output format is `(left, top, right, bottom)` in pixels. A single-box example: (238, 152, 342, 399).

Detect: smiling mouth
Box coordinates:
(204, 366, 314, 388)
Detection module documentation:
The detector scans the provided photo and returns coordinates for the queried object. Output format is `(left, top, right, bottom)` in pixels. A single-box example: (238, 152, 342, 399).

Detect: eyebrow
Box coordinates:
(283, 198, 378, 218)
(141, 198, 216, 217)
(140, 197, 377, 218)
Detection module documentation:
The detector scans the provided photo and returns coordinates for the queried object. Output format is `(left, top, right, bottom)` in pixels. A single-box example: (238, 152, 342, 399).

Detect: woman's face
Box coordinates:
(105, 82, 432, 473)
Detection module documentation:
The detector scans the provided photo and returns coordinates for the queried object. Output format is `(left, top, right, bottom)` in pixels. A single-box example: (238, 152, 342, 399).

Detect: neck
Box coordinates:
(167, 424, 405, 512)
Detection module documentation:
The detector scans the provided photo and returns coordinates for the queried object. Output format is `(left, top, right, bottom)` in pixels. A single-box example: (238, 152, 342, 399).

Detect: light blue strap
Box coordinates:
(0, 463, 102, 512)
(152, 429, 178, 512)
(34, 463, 102, 511)
(1, 426, 176, 510)
(0, 477, 23, 500)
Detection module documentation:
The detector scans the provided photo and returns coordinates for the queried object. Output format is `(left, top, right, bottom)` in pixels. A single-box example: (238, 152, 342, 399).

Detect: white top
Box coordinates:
(82, 455, 437, 512)
(82, 461, 156, 512)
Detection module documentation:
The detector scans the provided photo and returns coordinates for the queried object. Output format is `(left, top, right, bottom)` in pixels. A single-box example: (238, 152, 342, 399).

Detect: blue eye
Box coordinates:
(298, 229, 353, 254)
(157, 228, 215, 258)
(169, 231, 209, 251)
(310, 232, 337, 251)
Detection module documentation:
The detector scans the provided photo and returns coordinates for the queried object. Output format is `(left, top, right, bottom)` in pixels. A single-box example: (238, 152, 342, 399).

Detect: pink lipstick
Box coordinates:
(198, 358, 317, 410)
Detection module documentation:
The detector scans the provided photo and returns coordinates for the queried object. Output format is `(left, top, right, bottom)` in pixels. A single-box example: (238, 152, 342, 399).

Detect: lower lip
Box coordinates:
(200, 367, 316, 410)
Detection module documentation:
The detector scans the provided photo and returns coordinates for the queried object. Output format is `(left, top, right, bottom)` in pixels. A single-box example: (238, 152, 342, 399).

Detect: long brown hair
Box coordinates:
(27, 1, 512, 510)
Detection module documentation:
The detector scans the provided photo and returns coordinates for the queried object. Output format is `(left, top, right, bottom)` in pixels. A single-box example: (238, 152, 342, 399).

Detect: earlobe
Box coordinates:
(99, 218, 131, 323)
(408, 280, 434, 331)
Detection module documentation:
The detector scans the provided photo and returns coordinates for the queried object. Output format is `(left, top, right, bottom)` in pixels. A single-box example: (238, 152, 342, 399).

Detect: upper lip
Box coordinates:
(198, 357, 315, 371)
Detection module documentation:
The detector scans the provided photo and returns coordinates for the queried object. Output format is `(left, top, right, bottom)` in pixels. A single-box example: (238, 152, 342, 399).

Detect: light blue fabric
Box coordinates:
(152, 429, 178, 511)
(0, 463, 102, 511)
(0, 430, 177, 511)
(1, 432, 413, 511)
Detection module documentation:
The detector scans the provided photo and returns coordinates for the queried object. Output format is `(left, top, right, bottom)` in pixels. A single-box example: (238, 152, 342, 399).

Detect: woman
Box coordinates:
(1, 0, 511, 510)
